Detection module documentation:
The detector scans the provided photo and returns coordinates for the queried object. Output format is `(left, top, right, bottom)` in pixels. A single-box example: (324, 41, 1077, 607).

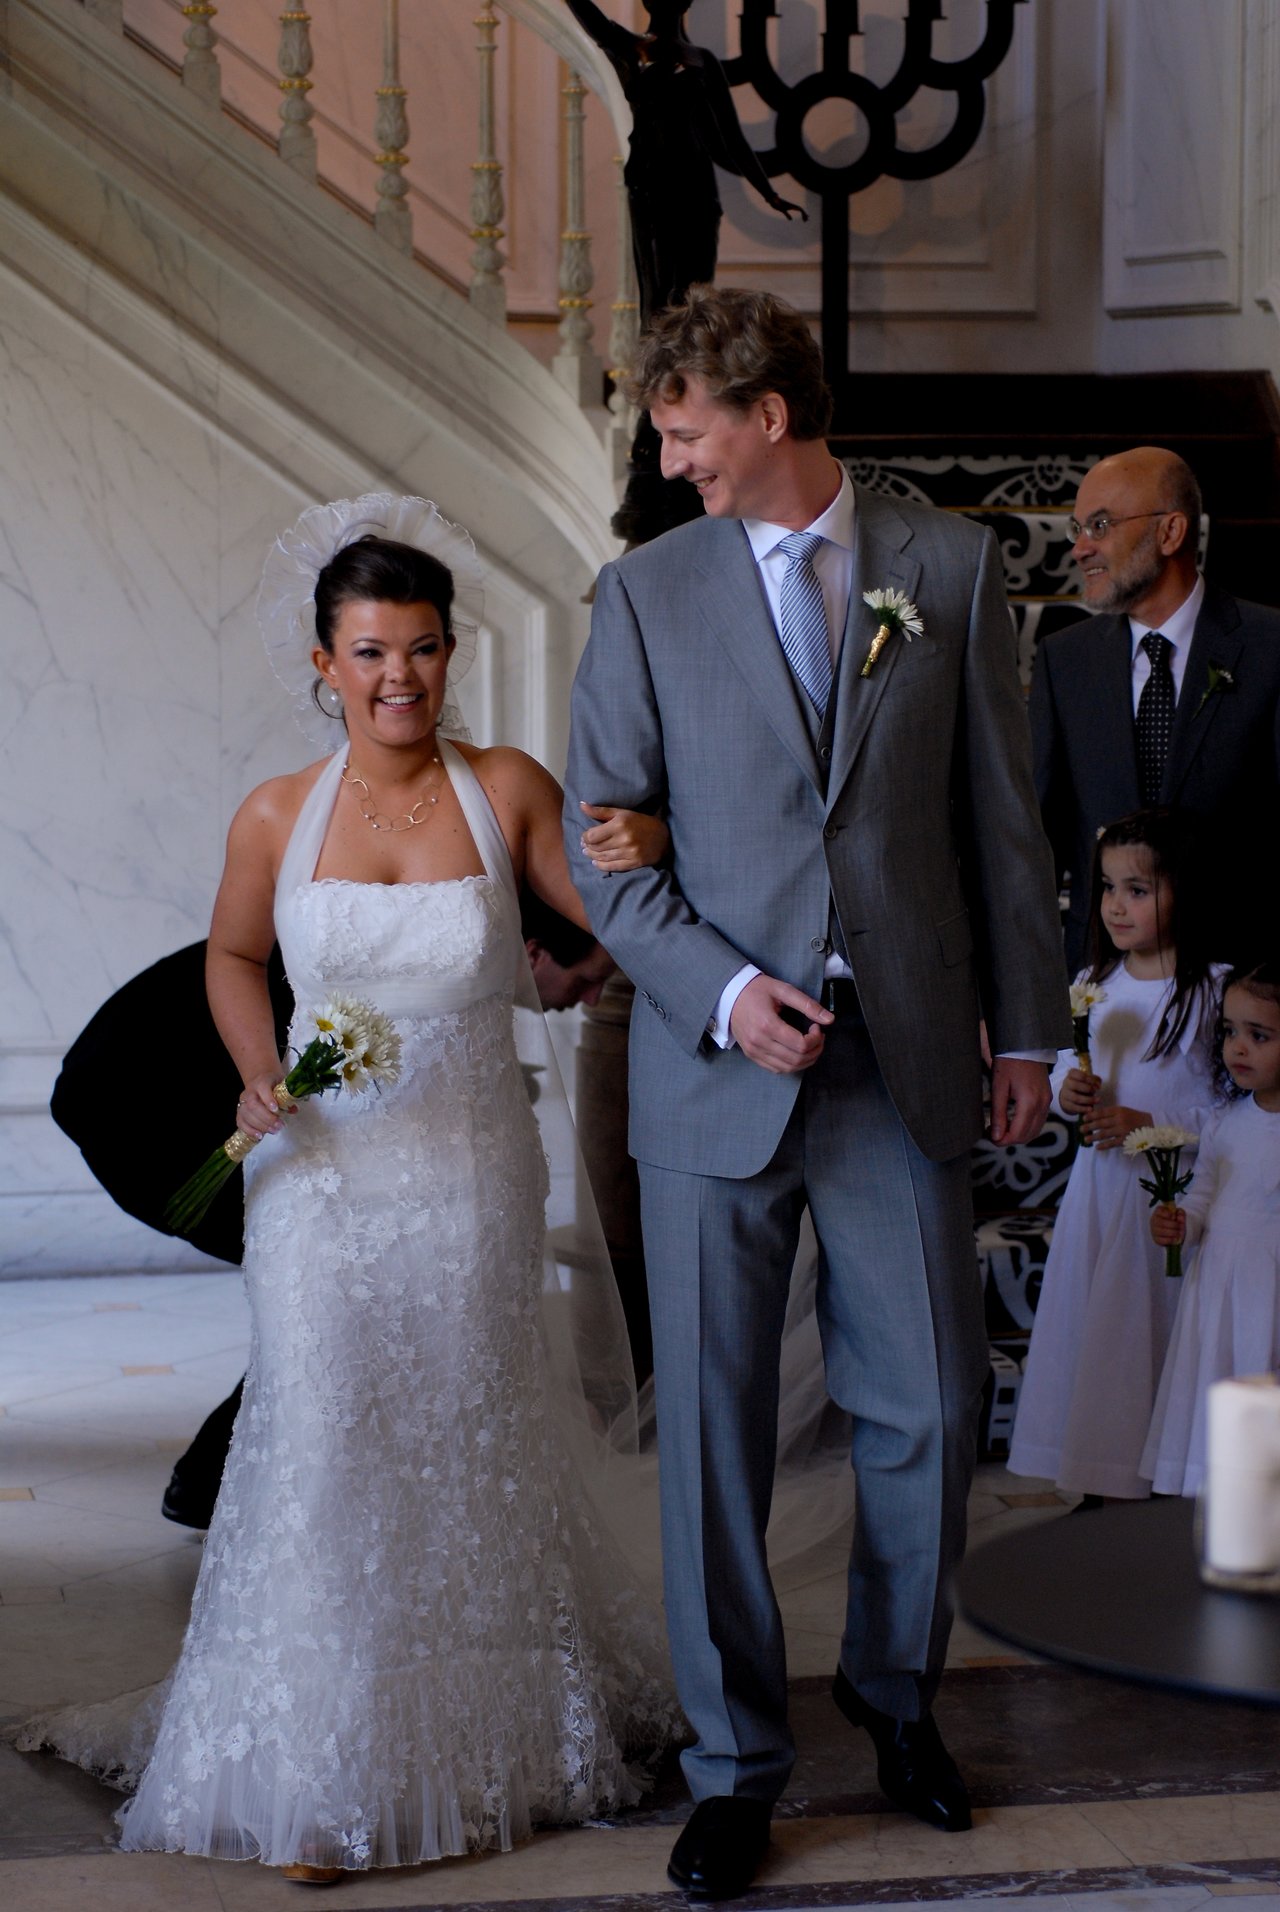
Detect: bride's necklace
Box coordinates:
(342, 754, 443, 832)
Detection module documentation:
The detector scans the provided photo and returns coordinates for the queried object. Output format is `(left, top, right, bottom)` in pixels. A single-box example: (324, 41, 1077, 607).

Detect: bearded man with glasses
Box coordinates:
(1030, 445, 1280, 969)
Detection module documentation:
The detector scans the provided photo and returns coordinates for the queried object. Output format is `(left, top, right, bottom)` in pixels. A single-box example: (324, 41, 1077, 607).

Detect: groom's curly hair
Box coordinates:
(626, 285, 832, 442)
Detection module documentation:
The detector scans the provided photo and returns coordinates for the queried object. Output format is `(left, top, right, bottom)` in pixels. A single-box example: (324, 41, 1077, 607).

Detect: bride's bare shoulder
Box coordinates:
(230, 759, 332, 844)
(451, 740, 558, 802)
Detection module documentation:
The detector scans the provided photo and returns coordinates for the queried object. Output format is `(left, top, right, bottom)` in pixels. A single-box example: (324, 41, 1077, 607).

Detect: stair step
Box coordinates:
(831, 370, 1280, 439)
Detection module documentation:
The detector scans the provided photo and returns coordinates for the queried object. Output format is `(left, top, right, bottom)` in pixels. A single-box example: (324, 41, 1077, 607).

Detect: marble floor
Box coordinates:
(2, 1273, 1278, 1912)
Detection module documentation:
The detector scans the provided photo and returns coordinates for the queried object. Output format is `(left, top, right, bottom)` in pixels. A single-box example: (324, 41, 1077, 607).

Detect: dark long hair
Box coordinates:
(313, 535, 454, 652)
(1086, 808, 1214, 1060)
(1212, 960, 1280, 1099)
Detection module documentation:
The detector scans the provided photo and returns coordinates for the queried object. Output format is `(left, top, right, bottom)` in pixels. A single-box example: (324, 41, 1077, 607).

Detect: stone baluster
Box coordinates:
(277, 8, 316, 179)
(180, 3, 221, 108)
(83, 0, 124, 29)
(606, 154, 640, 477)
(374, 0, 412, 252)
(469, 4, 507, 323)
(551, 70, 604, 409)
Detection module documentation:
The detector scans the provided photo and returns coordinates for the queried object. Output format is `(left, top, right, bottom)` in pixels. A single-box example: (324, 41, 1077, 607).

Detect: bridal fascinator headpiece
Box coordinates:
(257, 494, 484, 748)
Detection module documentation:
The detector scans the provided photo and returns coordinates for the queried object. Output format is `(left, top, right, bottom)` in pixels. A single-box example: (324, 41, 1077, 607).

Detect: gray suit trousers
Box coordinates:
(639, 1010, 989, 1804)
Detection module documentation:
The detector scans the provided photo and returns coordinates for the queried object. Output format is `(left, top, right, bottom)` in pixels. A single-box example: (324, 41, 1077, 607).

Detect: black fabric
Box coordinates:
(51, 942, 294, 1266)
(1136, 632, 1175, 805)
(1029, 584, 1280, 972)
(165, 1381, 245, 1526)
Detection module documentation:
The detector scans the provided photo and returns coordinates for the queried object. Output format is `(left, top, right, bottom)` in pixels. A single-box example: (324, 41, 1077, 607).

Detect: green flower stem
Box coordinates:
(165, 1034, 344, 1235)
(1138, 1146, 1192, 1277)
(1072, 1019, 1094, 1147)
(281, 1035, 345, 1099)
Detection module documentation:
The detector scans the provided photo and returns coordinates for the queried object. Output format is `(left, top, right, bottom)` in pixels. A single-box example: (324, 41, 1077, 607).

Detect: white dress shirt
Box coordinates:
(1129, 574, 1203, 714)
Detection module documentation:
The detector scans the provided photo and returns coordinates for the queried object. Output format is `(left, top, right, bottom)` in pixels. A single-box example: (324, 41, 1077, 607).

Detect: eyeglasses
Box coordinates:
(1066, 509, 1168, 542)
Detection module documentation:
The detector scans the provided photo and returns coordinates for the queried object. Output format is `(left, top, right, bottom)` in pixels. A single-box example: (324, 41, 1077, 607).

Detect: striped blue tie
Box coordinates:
(777, 531, 831, 716)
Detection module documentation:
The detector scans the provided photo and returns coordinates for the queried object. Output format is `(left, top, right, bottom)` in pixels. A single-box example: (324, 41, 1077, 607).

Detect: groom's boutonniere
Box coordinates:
(1194, 661, 1234, 717)
(860, 588, 924, 678)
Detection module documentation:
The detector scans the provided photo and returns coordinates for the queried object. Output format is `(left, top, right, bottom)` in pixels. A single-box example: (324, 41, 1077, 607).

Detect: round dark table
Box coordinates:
(957, 1497, 1280, 1705)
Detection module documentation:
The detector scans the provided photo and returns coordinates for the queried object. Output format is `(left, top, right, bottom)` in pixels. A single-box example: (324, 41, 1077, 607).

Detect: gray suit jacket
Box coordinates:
(1030, 582, 1280, 970)
(565, 485, 1069, 1176)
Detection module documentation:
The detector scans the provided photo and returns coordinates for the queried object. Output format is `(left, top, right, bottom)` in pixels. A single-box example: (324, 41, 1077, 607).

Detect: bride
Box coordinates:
(17, 497, 684, 1881)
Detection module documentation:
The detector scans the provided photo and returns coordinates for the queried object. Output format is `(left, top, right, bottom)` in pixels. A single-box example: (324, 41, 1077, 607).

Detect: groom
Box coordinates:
(565, 286, 1067, 1899)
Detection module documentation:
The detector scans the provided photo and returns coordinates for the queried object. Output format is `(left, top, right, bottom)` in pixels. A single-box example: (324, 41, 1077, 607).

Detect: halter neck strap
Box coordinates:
(272, 741, 523, 1017)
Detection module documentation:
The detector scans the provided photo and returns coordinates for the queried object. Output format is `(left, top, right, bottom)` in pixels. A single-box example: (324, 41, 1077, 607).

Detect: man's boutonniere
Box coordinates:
(860, 588, 924, 678)
(1194, 662, 1234, 717)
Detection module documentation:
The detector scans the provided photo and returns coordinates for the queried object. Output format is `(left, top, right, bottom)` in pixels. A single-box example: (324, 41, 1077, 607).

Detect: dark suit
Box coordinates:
(1030, 582, 1280, 970)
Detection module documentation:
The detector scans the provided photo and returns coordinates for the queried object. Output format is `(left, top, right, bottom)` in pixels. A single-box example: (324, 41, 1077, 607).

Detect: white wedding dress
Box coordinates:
(17, 742, 680, 1870)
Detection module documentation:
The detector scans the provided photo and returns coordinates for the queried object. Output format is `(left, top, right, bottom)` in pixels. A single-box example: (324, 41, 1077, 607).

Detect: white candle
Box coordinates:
(1204, 1374, 1280, 1578)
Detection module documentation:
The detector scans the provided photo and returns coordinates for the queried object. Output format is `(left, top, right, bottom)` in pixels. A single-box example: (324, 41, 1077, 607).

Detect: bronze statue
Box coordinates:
(566, 0, 804, 324)
(565, 0, 806, 542)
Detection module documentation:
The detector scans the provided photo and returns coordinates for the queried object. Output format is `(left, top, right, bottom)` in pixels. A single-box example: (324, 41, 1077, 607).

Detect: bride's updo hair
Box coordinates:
(314, 534, 455, 652)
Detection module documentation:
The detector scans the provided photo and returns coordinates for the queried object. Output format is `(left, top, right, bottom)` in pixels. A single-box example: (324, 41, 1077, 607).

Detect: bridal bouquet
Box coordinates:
(166, 997, 402, 1234)
(1068, 981, 1106, 1147)
(1123, 1124, 1196, 1277)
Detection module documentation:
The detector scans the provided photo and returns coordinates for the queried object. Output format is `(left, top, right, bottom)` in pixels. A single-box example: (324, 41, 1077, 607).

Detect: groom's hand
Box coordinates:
(988, 1057, 1051, 1146)
(729, 975, 833, 1074)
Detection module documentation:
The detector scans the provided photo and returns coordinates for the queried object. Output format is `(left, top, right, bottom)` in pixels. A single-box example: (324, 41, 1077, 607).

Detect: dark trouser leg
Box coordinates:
(163, 1381, 243, 1526)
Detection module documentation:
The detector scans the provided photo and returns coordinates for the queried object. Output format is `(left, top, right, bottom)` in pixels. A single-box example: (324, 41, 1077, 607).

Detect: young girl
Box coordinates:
(1008, 810, 1220, 1500)
(1141, 962, 1280, 1495)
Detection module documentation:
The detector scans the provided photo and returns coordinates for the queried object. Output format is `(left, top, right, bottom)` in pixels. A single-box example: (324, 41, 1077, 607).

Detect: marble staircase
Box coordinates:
(0, 0, 615, 1276)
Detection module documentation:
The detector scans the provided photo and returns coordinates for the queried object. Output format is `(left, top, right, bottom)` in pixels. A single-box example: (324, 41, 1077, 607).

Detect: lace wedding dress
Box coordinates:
(17, 742, 680, 1870)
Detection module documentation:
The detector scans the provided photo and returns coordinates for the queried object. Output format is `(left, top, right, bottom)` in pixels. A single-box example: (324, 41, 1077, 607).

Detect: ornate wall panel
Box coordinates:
(1249, 0, 1280, 318)
(1103, 0, 1245, 316)
(712, 0, 1041, 320)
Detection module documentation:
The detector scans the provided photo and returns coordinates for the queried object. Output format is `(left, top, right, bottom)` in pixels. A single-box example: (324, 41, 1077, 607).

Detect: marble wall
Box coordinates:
(0, 238, 589, 1271)
(0, 265, 308, 1273)
(4, 0, 1280, 1274)
(0, 0, 614, 1274)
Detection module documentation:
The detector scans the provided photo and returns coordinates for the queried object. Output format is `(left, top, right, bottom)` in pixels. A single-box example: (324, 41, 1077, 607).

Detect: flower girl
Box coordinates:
(1008, 811, 1220, 1500)
(1141, 962, 1280, 1494)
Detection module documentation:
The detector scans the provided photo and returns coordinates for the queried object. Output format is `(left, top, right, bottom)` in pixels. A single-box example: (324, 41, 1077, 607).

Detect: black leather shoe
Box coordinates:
(667, 1797, 772, 1900)
(832, 1666, 972, 1832)
(161, 1470, 217, 1530)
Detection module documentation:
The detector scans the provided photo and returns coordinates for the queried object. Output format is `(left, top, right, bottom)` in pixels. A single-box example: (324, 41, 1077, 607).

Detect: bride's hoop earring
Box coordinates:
(313, 678, 344, 720)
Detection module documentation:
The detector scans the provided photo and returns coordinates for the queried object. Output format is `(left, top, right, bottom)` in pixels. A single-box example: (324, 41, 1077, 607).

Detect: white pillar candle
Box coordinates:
(1204, 1374, 1280, 1579)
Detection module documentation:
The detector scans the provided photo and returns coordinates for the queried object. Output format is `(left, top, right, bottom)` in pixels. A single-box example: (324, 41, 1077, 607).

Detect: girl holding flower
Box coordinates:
(1141, 961, 1280, 1495)
(1009, 810, 1221, 1501)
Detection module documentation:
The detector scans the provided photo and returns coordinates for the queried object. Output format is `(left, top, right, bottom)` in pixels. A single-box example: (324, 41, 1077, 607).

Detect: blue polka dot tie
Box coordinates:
(1137, 632, 1175, 804)
(777, 531, 831, 717)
